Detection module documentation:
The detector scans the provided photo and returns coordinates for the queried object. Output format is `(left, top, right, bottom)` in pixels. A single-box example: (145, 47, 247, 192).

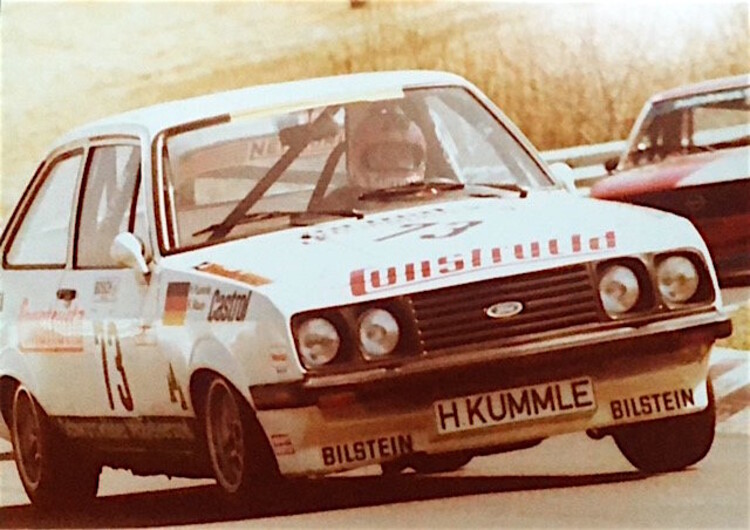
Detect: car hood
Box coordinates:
(591, 146, 750, 198)
(161, 193, 706, 313)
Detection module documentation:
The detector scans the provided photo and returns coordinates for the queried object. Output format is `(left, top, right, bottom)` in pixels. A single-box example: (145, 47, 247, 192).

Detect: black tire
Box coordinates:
(613, 381, 716, 473)
(11, 386, 100, 510)
(410, 453, 472, 474)
(203, 377, 280, 499)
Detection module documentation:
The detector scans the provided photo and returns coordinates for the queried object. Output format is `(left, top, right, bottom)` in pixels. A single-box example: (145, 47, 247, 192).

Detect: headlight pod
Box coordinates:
(598, 264, 641, 316)
(359, 308, 400, 359)
(292, 299, 419, 372)
(297, 318, 340, 367)
(656, 255, 699, 305)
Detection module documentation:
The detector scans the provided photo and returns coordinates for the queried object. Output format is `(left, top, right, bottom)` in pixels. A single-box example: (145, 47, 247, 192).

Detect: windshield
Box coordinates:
(622, 85, 750, 169)
(157, 86, 552, 252)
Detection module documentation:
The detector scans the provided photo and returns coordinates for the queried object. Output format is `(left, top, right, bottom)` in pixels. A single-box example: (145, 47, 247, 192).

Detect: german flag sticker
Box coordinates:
(164, 282, 190, 326)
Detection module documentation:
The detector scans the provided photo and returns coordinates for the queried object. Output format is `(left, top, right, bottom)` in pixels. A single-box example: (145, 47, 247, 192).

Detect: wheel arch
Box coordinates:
(0, 376, 20, 436)
(0, 351, 39, 430)
(188, 337, 255, 412)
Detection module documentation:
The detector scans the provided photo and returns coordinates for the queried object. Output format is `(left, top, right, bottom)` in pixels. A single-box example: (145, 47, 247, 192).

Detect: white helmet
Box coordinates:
(349, 105, 427, 189)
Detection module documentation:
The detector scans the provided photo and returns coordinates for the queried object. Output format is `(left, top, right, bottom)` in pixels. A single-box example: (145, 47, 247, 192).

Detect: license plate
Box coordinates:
(434, 377, 596, 435)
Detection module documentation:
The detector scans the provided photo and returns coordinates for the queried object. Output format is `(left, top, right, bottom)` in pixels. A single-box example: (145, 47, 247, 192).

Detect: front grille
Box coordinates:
(409, 264, 601, 354)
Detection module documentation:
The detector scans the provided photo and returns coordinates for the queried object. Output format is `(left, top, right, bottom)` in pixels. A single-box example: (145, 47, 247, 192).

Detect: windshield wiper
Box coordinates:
(469, 182, 528, 198)
(291, 209, 364, 225)
(358, 181, 465, 201)
(194, 211, 298, 237)
(193, 209, 363, 237)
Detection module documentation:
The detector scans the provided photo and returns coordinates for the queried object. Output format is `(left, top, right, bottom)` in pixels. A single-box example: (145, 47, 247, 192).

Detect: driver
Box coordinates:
(349, 104, 427, 189)
(319, 104, 427, 208)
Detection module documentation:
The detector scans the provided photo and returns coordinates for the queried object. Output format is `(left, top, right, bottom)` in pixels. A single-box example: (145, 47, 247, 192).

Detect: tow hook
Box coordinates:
(586, 428, 608, 440)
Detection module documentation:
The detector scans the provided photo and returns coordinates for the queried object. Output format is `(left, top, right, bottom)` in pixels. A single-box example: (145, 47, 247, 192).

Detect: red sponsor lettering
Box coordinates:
(471, 249, 482, 268)
(349, 230, 617, 296)
(549, 239, 559, 255)
(572, 234, 582, 252)
(18, 299, 86, 353)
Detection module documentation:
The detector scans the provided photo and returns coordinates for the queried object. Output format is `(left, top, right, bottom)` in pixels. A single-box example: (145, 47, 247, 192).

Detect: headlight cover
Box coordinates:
(598, 264, 641, 316)
(359, 308, 400, 359)
(657, 255, 699, 305)
(297, 318, 341, 367)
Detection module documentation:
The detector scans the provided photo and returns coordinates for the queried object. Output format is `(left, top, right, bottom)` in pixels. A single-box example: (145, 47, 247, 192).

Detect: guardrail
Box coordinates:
(541, 139, 626, 189)
(541, 139, 626, 168)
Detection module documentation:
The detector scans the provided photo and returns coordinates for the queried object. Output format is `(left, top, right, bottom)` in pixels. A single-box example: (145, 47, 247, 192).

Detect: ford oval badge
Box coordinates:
(485, 301, 524, 319)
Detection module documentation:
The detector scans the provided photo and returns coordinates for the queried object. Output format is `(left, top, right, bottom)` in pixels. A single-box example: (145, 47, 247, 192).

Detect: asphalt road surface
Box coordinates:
(1, 430, 748, 529)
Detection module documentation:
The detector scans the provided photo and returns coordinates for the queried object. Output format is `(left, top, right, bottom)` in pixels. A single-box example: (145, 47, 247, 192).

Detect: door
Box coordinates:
(60, 141, 171, 418)
(2, 150, 86, 414)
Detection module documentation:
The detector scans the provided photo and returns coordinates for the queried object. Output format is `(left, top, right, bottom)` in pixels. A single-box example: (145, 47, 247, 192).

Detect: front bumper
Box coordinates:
(253, 311, 731, 476)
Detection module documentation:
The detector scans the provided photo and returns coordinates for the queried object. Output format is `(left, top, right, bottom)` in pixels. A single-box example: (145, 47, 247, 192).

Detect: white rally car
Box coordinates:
(0, 71, 732, 508)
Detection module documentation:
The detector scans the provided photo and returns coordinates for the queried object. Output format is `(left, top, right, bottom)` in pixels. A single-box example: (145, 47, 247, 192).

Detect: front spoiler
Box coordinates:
(251, 310, 731, 410)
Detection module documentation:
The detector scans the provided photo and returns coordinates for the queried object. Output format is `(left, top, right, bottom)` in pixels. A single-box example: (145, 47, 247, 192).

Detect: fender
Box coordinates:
(0, 346, 39, 398)
(188, 336, 256, 410)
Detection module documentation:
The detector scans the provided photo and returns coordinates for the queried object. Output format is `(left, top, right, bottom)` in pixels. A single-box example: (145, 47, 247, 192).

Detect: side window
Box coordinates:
(76, 145, 141, 268)
(6, 152, 83, 266)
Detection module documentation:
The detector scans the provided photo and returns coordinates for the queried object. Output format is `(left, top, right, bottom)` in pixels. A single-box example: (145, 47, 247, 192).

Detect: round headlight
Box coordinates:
(599, 265, 641, 316)
(297, 318, 340, 367)
(359, 309, 400, 359)
(657, 256, 699, 305)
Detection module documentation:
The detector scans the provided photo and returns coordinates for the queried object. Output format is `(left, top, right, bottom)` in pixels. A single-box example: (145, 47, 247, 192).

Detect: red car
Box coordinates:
(591, 74, 750, 286)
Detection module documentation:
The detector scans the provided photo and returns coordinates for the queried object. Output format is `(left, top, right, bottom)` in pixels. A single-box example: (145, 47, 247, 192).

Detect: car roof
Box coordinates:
(650, 73, 750, 103)
(53, 70, 471, 150)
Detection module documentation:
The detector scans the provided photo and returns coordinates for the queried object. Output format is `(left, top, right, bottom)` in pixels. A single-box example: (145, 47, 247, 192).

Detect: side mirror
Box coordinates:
(548, 162, 577, 193)
(111, 232, 150, 276)
(604, 157, 619, 174)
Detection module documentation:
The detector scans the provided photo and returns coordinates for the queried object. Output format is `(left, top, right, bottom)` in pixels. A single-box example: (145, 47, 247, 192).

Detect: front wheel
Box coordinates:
(203, 377, 279, 499)
(11, 386, 100, 509)
(613, 380, 715, 473)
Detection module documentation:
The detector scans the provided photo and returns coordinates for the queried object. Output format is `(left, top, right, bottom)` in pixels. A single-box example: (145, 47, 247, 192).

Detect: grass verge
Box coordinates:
(718, 303, 750, 351)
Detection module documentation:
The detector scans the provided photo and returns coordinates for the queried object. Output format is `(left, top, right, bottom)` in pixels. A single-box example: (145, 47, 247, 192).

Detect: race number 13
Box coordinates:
(94, 321, 134, 411)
